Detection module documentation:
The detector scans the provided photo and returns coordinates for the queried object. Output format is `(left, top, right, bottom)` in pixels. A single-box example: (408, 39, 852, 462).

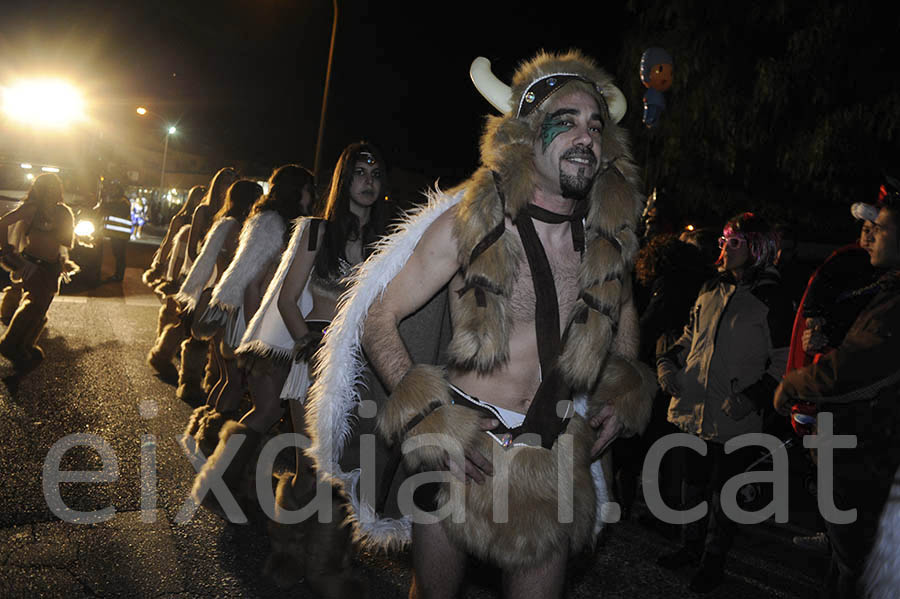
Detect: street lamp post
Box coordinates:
(314, 0, 338, 181)
(159, 125, 176, 203)
(137, 107, 176, 203)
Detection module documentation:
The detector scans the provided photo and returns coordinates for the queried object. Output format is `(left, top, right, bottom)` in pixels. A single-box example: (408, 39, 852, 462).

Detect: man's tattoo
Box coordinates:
(540, 114, 571, 153)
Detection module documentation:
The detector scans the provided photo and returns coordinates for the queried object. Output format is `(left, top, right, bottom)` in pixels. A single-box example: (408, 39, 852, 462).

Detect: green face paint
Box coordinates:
(540, 114, 572, 153)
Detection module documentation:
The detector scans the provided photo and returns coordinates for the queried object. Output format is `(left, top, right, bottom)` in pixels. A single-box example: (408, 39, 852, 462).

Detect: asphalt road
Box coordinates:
(0, 251, 831, 599)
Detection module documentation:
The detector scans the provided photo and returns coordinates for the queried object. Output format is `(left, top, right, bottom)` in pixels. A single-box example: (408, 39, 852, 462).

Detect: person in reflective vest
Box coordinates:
(97, 181, 132, 282)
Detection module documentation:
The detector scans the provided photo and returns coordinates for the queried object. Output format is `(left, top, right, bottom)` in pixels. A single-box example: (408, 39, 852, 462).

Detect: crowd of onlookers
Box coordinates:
(625, 180, 900, 597)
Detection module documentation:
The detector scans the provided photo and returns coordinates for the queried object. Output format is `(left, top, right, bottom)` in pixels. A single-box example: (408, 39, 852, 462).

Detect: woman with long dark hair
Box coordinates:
(143, 184, 207, 290)
(195, 142, 392, 595)
(183, 164, 315, 458)
(176, 180, 263, 425)
(146, 185, 208, 380)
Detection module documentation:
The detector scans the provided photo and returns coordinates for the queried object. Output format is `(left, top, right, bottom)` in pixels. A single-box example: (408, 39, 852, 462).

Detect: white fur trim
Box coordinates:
(209, 210, 286, 313)
(281, 361, 310, 402)
(574, 394, 611, 537)
(236, 217, 315, 361)
(175, 217, 236, 311)
(864, 466, 900, 599)
(305, 187, 460, 549)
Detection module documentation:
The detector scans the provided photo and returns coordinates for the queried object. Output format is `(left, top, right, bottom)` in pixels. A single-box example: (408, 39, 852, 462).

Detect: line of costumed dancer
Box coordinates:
(142, 144, 393, 596)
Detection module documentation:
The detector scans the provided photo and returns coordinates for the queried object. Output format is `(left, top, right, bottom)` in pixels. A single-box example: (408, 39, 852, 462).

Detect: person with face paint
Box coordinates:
(656, 211, 793, 593)
(775, 193, 900, 599)
(302, 52, 654, 599)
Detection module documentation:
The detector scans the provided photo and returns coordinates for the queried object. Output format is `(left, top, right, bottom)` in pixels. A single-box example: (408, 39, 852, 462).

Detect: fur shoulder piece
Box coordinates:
(237, 216, 320, 362)
(306, 187, 462, 550)
(175, 217, 237, 312)
(210, 210, 286, 313)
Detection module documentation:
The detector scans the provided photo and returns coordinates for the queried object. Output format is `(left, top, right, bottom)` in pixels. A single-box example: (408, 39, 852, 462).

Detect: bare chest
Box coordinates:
(509, 238, 581, 329)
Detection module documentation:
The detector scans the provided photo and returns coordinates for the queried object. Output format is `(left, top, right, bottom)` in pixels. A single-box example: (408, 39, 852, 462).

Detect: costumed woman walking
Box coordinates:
(183, 164, 315, 461)
(174, 167, 238, 402)
(196, 143, 393, 597)
(146, 184, 207, 380)
(0, 173, 76, 370)
(175, 179, 263, 455)
(142, 184, 207, 291)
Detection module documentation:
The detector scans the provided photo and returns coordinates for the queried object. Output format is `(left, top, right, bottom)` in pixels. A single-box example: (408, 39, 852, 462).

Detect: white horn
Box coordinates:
(605, 85, 627, 124)
(470, 57, 513, 114)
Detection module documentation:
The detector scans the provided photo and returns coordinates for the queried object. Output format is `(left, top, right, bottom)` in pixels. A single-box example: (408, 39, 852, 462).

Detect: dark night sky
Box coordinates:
(0, 0, 633, 186)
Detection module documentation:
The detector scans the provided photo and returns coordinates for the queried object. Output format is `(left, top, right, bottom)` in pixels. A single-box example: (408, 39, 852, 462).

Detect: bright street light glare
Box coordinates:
(168, 126, 176, 134)
(41, 166, 60, 173)
(1, 79, 85, 128)
(136, 106, 148, 115)
(20, 163, 32, 169)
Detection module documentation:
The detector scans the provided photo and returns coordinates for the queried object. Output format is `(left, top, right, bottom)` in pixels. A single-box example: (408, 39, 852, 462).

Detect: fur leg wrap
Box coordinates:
(190, 420, 263, 521)
(179, 405, 212, 459)
(265, 475, 362, 596)
(147, 322, 184, 379)
(203, 344, 219, 394)
(194, 409, 237, 459)
(154, 279, 180, 299)
(177, 338, 209, 402)
(264, 473, 310, 589)
(302, 486, 363, 599)
(156, 298, 180, 338)
(588, 354, 656, 437)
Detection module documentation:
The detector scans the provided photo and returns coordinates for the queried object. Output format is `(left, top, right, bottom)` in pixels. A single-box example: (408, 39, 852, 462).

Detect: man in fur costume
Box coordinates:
(305, 51, 654, 598)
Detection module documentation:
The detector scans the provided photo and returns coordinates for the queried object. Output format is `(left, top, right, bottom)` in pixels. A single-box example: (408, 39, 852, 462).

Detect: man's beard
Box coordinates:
(559, 147, 597, 201)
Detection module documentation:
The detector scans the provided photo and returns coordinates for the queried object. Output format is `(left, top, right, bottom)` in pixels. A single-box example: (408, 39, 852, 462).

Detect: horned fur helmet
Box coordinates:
(467, 50, 640, 227)
(470, 50, 626, 125)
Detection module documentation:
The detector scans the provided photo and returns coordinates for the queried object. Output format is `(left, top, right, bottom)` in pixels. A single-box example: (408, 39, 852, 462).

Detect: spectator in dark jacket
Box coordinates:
(776, 195, 900, 599)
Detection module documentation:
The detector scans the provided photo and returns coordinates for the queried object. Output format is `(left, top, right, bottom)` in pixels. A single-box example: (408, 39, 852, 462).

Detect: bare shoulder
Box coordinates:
(414, 204, 459, 261)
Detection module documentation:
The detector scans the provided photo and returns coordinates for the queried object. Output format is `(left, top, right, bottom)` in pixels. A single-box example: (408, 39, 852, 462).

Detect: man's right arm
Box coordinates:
(363, 207, 461, 391)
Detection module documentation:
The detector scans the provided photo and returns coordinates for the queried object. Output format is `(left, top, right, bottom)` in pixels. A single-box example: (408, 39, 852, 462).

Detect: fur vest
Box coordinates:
(237, 217, 316, 400)
(175, 217, 236, 312)
(198, 210, 286, 348)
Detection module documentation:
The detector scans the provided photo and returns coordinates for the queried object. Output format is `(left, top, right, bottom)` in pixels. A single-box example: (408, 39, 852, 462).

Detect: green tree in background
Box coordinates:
(618, 0, 900, 239)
